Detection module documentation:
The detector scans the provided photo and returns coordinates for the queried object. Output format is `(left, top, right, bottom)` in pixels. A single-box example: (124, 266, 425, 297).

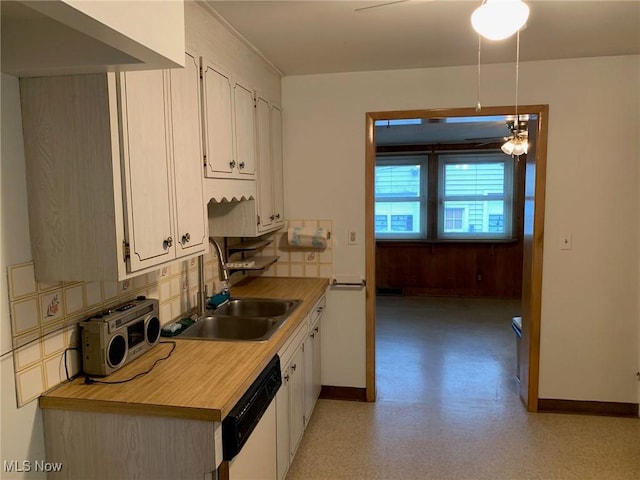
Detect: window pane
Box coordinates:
(375, 165, 421, 198)
(444, 162, 504, 197)
(375, 201, 421, 234)
(442, 200, 505, 234)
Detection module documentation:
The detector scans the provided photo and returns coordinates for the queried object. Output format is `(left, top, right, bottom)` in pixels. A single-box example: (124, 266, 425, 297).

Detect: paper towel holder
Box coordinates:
(331, 278, 366, 288)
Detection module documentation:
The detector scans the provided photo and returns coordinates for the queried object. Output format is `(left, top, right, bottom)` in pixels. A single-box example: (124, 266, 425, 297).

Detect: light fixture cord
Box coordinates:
(514, 29, 520, 131)
(476, 34, 482, 112)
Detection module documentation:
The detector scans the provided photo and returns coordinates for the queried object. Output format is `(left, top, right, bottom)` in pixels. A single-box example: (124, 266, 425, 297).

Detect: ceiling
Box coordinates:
(207, 0, 640, 76)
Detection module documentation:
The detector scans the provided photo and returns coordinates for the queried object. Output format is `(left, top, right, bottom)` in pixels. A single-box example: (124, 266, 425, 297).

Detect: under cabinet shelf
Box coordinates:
(227, 255, 279, 272)
(228, 238, 272, 254)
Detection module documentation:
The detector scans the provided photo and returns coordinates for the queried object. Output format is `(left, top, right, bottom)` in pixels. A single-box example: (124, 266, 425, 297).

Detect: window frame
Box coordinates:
(374, 155, 428, 240)
(437, 153, 515, 241)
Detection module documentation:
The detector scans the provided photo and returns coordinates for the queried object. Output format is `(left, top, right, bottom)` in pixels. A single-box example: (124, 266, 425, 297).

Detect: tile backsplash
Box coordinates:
(6, 251, 221, 407)
(6, 219, 333, 408)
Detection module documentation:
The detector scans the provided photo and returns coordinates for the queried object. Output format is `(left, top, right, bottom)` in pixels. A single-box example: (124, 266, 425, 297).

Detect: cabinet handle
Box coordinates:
(291, 363, 297, 372)
(275, 213, 281, 219)
(284, 374, 290, 382)
(229, 160, 236, 169)
(317, 306, 324, 313)
(181, 233, 191, 245)
(239, 161, 246, 169)
(310, 332, 315, 339)
(314, 326, 319, 333)
(163, 237, 173, 249)
(270, 214, 275, 221)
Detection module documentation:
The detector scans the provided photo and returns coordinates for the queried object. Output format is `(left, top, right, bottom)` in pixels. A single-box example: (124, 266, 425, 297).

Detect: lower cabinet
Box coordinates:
(275, 294, 325, 480)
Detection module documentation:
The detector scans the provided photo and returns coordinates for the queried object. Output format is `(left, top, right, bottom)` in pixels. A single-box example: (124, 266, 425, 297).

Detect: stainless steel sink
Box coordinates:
(179, 298, 301, 342)
(214, 298, 300, 318)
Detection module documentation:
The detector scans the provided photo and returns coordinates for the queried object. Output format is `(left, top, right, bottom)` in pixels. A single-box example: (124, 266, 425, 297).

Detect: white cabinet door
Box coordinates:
(275, 366, 290, 480)
(270, 105, 285, 226)
(169, 51, 207, 257)
(233, 81, 256, 177)
(256, 95, 274, 231)
(303, 317, 322, 426)
(288, 345, 305, 461)
(119, 69, 175, 271)
(202, 61, 235, 177)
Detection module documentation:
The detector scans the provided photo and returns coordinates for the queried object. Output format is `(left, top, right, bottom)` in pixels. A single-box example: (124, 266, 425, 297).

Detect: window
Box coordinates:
(375, 152, 515, 241)
(438, 154, 514, 240)
(375, 157, 426, 239)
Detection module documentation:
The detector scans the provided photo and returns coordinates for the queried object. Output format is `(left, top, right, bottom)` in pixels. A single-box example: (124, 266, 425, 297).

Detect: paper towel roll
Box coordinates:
(287, 226, 327, 248)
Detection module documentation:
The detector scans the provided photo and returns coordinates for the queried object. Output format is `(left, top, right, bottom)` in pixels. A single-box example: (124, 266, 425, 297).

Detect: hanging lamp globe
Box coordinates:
(471, 0, 530, 41)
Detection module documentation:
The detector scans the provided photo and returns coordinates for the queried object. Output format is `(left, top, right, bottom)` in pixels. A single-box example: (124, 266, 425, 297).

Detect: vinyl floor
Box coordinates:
(286, 295, 640, 480)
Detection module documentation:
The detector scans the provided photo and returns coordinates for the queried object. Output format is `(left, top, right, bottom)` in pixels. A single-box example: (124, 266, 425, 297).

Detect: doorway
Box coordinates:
(364, 106, 549, 411)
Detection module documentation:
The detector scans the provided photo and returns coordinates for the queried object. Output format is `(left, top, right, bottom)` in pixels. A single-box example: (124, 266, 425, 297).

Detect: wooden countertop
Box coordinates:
(39, 277, 329, 422)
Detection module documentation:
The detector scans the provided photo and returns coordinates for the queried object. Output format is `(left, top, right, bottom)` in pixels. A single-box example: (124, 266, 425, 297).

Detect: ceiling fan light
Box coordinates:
(501, 139, 516, 155)
(501, 136, 528, 156)
(471, 0, 530, 41)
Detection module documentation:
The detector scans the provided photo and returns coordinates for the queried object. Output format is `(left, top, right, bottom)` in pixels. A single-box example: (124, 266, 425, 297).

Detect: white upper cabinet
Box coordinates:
(119, 69, 175, 271)
(201, 58, 256, 180)
(170, 52, 208, 256)
(19, 53, 208, 282)
(270, 104, 285, 227)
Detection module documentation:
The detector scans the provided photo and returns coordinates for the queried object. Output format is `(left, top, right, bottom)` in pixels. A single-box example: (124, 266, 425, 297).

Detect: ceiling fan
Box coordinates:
(464, 119, 528, 145)
(354, 0, 434, 14)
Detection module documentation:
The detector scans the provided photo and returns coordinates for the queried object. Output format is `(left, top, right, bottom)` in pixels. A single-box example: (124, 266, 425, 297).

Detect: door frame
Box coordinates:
(364, 105, 549, 411)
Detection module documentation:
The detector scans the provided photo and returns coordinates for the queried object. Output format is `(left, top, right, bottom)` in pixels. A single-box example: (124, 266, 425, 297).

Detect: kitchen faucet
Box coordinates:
(197, 237, 230, 316)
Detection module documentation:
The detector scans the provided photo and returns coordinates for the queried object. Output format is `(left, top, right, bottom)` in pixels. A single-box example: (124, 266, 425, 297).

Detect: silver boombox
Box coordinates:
(80, 297, 160, 376)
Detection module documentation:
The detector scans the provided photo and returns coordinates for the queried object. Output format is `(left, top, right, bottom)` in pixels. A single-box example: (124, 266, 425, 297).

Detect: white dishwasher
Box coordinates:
(221, 355, 281, 480)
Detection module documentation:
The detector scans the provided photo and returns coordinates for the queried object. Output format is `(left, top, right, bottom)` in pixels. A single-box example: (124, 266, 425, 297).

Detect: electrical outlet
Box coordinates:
(348, 231, 358, 245)
(560, 233, 572, 250)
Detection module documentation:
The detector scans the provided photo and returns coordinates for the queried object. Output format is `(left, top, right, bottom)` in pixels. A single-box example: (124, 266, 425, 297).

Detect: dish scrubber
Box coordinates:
(160, 317, 196, 337)
(208, 291, 230, 309)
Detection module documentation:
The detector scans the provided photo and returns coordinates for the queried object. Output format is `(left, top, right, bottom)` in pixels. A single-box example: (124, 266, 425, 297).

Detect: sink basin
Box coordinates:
(179, 298, 302, 342)
(179, 315, 281, 341)
(214, 298, 301, 318)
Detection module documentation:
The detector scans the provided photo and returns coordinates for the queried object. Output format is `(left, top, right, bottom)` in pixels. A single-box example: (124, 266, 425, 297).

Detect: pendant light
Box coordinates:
(501, 29, 528, 157)
(471, 0, 529, 41)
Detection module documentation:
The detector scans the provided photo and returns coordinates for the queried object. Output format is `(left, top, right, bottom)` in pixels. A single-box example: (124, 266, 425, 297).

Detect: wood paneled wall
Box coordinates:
(376, 240, 523, 298)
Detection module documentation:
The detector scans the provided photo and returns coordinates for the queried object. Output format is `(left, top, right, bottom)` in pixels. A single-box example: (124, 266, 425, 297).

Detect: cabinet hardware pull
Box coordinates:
(310, 332, 315, 338)
(270, 215, 275, 221)
(239, 161, 245, 169)
(284, 374, 290, 382)
(229, 160, 236, 169)
(291, 363, 297, 371)
(181, 233, 191, 244)
(163, 237, 173, 249)
(275, 213, 280, 219)
(314, 326, 319, 333)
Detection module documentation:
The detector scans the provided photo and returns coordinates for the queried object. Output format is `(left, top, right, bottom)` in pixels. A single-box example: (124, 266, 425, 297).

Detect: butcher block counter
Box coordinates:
(39, 277, 329, 422)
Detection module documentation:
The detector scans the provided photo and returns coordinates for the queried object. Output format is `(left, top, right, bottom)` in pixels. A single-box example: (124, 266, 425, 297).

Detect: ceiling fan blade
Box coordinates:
(354, 0, 431, 14)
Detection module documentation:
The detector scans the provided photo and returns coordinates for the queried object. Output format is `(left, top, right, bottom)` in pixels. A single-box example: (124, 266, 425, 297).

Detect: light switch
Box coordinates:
(348, 231, 358, 245)
(560, 233, 572, 250)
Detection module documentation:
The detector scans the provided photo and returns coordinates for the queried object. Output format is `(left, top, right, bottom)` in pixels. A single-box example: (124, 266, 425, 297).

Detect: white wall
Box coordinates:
(282, 55, 640, 403)
(1, 74, 46, 478)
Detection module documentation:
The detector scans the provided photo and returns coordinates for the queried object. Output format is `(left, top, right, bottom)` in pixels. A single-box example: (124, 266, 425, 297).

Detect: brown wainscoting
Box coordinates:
(538, 398, 639, 418)
(320, 385, 368, 402)
(376, 241, 523, 298)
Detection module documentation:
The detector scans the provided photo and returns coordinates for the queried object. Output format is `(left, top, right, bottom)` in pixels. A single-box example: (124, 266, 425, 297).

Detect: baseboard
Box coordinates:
(319, 385, 368, 402)
(538, 398, 639, 418)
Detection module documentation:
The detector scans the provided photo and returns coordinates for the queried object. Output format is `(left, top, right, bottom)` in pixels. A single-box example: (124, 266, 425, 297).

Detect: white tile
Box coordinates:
(119, 279, 133, 294)
(147, 270, 159, 285)
(132, 273, 147, 290)
(8, 263, 37, 300)
(159, 301, 172, 324)
(11, 297, 40, 335)
(170, 276, 182, 298)
(43, 329, 65, 356)
(288, 219, 303, 228)
(64, 284, 85, 316)
(16, 364, 45, 406)
(40, 290, 64, 324)
(290, 263, 304, 277)
(318, 249, 333, 264)
(85, 282, 103, 308)
(43, 355, 63, 389)
(160, 265, 171, 278)
(319, 264, 333, 279)
(304, 265, 319, 278)
(102, 281, 119, 302)
(290, 251, 304, 263)
(15, 338, 43, 370)
(38, 280, 62, 292)
(159, 280, 171, 302)
(275, 264, 290, 277)
(319, 219, 332, 232)
(303, 219, 319, 228)
(170, 297, 181, 320)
